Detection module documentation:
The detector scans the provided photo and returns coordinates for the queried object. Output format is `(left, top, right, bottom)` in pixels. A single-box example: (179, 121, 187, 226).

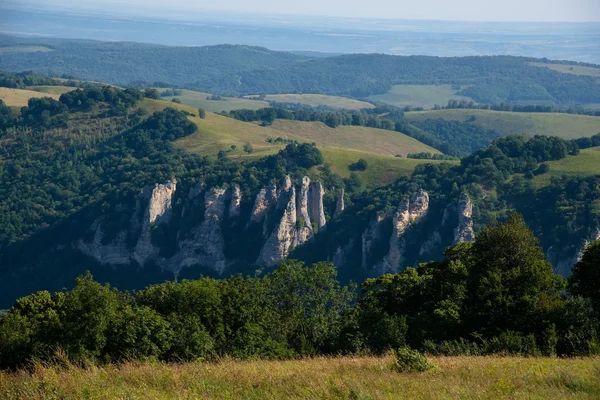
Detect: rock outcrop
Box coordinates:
(250, 183, 278, 223)
(334, 188, 345, 217)
(228, 184, 242, 218)
(309, 182, 327, 230)
(453, 193, 475, 244)
(382, 190, 430, 273)
(257, 183, 297, 266)
(361, 213, 387, 269)
(133, 180, 177, 265)
(295, 176, 313, 245)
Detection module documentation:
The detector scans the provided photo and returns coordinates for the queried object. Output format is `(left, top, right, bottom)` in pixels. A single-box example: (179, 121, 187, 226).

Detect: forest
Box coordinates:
(1, 214, 599, 370)
(1, 35, 600, 106)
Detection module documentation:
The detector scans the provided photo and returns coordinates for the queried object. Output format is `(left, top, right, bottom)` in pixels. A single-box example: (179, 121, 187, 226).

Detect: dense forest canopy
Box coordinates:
(1, 35, 600, 106)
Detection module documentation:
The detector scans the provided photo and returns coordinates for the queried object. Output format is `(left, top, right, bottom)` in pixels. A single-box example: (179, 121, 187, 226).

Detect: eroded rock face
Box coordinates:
(334, 188, 345, 217)
(382, 190, 430, 273)
(257, 185, 297, 266)
(295, 176, 313, 245)
(174, 187, 228, 274)
(361, 213, 387, 269)
(331, 239, 354, 268)
(228, 184, 242, 218)
(133, 180, 177, 265)
(309, 182, 327, 230)
(453, 193, 475, 244)
(250, 183, 278, 223)
(77, 176, 329, 272)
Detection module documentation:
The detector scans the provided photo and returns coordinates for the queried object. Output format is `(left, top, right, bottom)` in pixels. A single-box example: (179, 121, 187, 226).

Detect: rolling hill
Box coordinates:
(368, 84, 474, 109)
(531, 146, 600, 187)
(259, 94, 374, 110)
(159, 89, 269, 113)
(2, 35, 600, 106)
(0, 87, 61, 107)
(141, 99, 447, 187)
(406, 109, 600, 140)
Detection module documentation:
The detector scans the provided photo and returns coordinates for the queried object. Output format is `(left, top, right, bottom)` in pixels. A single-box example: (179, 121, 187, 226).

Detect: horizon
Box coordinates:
(4, 0, 600, 24)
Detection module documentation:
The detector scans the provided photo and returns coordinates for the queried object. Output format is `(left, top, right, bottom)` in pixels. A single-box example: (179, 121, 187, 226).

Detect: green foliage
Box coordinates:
(198, 108, 206, 119)
(349, 158, 368, 171)
(569, 241, 600, 316)
(465, 214, 565, 336)
(390, 347, 433, 373)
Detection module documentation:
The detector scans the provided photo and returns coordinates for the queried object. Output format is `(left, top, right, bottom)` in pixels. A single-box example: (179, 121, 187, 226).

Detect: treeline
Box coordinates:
(443, 99, 600, 117)
(572, 133, 600, 150)
(3, 37, 600, 105)
(226, 106, 463, 157)
(1, 215, 599, 369)
(410, 118, 503, 154)
(406, 152, 458, 160)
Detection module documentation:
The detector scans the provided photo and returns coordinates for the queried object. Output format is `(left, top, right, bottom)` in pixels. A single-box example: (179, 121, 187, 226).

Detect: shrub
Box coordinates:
(391, 347, 433, 373)
(349, 158, 368, 171)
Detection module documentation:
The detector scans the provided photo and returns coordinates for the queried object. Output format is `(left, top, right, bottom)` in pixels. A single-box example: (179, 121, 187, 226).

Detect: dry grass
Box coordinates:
(368, 84, 473, 109)
(260, 94, 374, 110)
(158, 89, 269, 113)
(28, 85, 75, 96)
(0, 87, 61, 107)
(1, 355, 599, 399)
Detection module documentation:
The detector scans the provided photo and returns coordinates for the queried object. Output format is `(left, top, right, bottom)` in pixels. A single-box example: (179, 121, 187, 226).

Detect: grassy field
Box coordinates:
(532, 146, 600, 187)
(406, 109, 600, 139)
(1, 355, 599, 399)
(368, 84, 474, 109)
(140, 99, 441, 186)
(528, 62, 600, 78)
(27, 85, 75, 96)
(258, 94, 374, 110)
(159, 89, 269, 112)
(0, 87, 61, 107)
(270, 120, 440, 157)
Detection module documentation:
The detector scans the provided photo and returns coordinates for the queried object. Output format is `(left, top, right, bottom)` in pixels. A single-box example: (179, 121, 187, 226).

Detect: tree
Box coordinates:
(198, 108, 206, 119)
(171, 98, 181, 104)
(243, 142, 254, 155)
(144, 88, 160, 99)
(569, 240, 600, 316)
(349, 158, 368, 171)
(465, 213, 565, 336)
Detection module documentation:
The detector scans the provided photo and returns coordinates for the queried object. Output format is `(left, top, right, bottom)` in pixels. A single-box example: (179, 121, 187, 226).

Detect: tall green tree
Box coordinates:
(465, 213, 565, 336)
(569, 240, 600, 316)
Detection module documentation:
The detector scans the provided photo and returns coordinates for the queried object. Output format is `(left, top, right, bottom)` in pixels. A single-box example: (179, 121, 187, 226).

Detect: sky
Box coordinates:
(13, 0, 600, 22)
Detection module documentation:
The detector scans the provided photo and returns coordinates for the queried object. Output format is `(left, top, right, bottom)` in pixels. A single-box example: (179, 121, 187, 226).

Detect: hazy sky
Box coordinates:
(20, 0, 600, 22)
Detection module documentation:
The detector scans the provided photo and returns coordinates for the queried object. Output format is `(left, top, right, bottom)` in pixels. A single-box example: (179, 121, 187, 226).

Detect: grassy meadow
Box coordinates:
(159, 89, 269, 112)
(528, 62, 600, 78)
(0, 87, 61, 107)
(532, 146, 600, 187)
(406, 109, 600, 139)
(1, 355, 599, 399)
(368, 84, 474, 109)
(141, 98, 443, 186)
(27, 85, 75, 96)
(259, 93, 374, 110)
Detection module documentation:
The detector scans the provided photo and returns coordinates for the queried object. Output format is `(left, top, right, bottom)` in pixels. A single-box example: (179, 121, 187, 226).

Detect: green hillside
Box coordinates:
(532, 146, 600, 187)
(141, 99, 444, 187)
(406, 109, 600, 140)
(528, 62, 600, 78)
(368, 84, 473, 109)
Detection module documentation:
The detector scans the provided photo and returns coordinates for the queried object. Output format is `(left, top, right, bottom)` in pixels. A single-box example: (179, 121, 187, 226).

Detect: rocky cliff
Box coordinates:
(453, 193, 475, 244)
(77, 175, 330, 273)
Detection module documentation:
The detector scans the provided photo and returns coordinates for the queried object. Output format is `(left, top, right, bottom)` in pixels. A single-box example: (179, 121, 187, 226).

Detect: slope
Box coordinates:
(140, 99, 448, 187)
(406, 109, 600, 140)
(0, 87, 61, 107)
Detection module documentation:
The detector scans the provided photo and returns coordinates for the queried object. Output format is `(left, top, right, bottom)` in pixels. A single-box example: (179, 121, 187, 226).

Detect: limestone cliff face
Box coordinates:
(334, 188, 345, 217)
(309, 182, 327, 230)
(173, 187, 228, 273)
(133, 180, 177, 265)
(250, 183, 278, 223)
(331, 239, 355, 268)
(361, 213, 387, 269)
(382, 190, 430, 273)
(453, 193, 475, 244)
(257, 185, 297, 266)
(549, 227, 600, 276)
(255, 176, 329, 266)
(228, 184, 242, 218)
(295, 176, 313, 245)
